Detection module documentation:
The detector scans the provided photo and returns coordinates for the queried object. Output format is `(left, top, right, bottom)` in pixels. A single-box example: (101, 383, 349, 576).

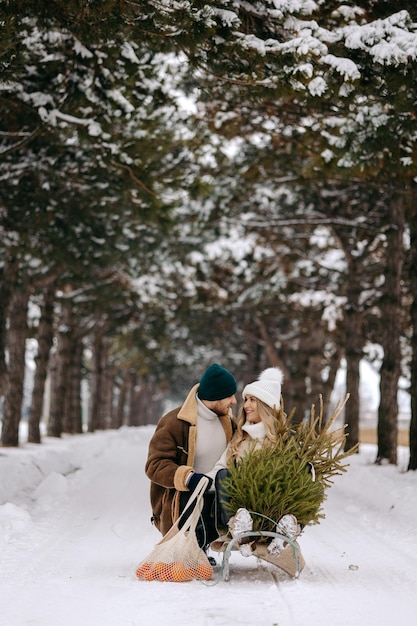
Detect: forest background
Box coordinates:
(1, 1, 417, 470)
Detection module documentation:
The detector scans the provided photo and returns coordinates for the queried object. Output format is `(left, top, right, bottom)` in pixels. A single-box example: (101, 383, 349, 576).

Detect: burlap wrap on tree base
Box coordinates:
(210, 534, 236, 552)
(252, 541, 305, 578)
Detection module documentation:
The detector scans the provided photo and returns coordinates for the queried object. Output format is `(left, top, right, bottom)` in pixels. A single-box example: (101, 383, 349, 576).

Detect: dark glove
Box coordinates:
(187, 472, 213, 492)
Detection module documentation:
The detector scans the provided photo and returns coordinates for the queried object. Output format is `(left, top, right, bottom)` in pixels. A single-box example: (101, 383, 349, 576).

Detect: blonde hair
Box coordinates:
(227, 397, 282, 463)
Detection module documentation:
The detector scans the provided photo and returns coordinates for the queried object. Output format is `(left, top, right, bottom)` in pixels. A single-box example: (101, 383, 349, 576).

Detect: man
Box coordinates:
(145, 363, 237, 558)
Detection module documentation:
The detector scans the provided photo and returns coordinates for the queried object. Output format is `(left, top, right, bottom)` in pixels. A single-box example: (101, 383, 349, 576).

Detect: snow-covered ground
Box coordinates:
(0, 425, 416, 626)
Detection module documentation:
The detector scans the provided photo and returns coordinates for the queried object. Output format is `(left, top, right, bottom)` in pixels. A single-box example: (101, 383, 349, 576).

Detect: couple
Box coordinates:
(145, 363, 302, 571)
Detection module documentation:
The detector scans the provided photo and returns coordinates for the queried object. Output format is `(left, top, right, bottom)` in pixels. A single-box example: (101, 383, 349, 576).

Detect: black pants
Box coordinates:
(179, 469, 231, 548)
(179, 490, 218, 548)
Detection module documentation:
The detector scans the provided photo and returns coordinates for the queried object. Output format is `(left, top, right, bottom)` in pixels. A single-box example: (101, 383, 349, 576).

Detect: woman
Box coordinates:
(209, 367, 301, 562)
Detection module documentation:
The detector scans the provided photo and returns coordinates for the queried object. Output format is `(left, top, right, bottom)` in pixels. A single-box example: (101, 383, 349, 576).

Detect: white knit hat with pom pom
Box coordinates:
(242, 367, 284, 410)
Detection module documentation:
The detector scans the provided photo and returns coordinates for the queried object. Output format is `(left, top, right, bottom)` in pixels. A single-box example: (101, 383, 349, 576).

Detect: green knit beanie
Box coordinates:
(198, 363, 237, 401)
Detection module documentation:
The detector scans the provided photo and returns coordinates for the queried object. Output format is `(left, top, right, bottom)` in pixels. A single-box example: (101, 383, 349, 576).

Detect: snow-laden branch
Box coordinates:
(344, 10, 417, 65)
(321, 54, 361, 81)
(37, 107, 102, 136)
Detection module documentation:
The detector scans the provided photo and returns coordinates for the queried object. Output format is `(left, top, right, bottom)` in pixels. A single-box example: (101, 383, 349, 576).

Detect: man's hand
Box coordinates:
(186, 472, 213, 492)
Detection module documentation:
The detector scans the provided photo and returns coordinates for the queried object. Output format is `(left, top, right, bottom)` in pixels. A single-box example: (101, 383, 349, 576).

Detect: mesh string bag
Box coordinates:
(136, 478, 213, 582)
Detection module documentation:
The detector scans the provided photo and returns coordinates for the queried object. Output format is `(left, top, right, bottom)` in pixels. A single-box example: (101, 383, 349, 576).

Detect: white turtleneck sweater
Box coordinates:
(192, 395, 228, 474)
(241, 420, 267, 442)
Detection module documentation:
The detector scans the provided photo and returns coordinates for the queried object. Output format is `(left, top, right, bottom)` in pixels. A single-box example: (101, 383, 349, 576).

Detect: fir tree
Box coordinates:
(223, 396, 357, 530)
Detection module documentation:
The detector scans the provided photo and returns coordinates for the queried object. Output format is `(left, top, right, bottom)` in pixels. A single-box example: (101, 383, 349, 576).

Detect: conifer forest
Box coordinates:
(1, 1, 417, 470)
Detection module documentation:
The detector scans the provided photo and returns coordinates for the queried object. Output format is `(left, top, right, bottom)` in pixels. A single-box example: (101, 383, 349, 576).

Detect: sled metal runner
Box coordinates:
(220, 530, 302, 581)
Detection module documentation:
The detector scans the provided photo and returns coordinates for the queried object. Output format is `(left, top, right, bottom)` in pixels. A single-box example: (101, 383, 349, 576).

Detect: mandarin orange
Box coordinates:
(170, 561, 193, 582)
(195, 562, 213, 580)
(135, 561, 152, 579)
(150, 561, 166, 580)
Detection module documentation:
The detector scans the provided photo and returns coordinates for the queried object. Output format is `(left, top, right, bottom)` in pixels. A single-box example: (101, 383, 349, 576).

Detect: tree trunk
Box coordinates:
(88, 331, 110, 432)
(343, 257, 363, 452)
(408, 207, 417, 470)
(254, 316, 290, 376)
(128, 374, 160, 426)
(47, 300, 73, 437)
(254, 315, 295, 411)
(127, 371, 140, 426)
(344, 313, 361, 451)
(376, 196, 405, 465)
(70, 337, 84, 434)
(88, 333, 101, 432)
(64, 335, 83, 434)
(322, 342, 343, 423)
(0, 251, 19, 397)
(28, 287, 55, 443)
(1, 285, 29, 447)
(113, 369, 130, 428)
(102, 337, 113, 428)
(303, 317, 327, 416)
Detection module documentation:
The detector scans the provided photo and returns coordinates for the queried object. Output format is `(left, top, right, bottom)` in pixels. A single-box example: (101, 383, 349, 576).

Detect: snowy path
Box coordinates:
(0, 426, 416, 626)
